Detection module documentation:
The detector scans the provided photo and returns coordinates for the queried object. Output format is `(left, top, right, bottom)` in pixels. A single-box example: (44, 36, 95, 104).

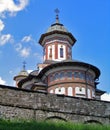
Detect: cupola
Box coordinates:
(39, 9, 76, 63)
(13, 62, 28, 87)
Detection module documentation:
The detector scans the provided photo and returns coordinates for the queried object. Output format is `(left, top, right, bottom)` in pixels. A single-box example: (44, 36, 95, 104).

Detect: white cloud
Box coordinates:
(0, 19, 5, 31)
(15, 43, 22, 51)
(22, 35, 32, 42)
(0, 34, 13, 46)
(20, 47, 30, 57)
(101, 93, 110, 102)
(0, 0, 29, 17)
(0, 77, 6, 85)
(15, 42, 31, 58)
(27, 70, 33, 73)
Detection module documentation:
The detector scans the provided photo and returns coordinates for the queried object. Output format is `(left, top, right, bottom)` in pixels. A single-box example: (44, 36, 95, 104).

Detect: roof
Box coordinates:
(13, 70, 28, 80)
(18, 60, 101, 88)
(96, 89, 106, 95)
(38, 60, 101, 79)
(39, 16, 76, 46)
(47, 23, 68, 33)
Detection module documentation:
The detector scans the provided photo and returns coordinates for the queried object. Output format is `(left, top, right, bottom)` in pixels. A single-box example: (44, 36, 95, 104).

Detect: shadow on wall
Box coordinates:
(84, 120, 102, 125)
(45, 116, 67, 122)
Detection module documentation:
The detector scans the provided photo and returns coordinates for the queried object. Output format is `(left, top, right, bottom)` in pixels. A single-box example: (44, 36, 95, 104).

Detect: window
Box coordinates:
(50, 75, 53, 82)
(86, 74, 93, 83)
(92, 89, 95, 98)
(87, 88, 91, 98)
(74, 72, 79, 78)
(55, 87, 65, 94)
(54, 73, 59, 80)
(79, 87, 82, 91)
(66, 71, 72, 78)
(50, 90, 54, 93)
(60, 72, 65, 79)
(43, 48, 46, 55)
(68, 87, 73, 96)
(60, 46, 63, 58)
(49, 47, 52, 58)
(79, 72, 85, 80)
(75, 87, 85, 94)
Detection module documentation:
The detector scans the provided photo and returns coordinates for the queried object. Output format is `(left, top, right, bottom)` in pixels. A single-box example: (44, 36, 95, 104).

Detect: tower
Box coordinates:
(13, 62, 28, 87)
(39, 9, 76, 64)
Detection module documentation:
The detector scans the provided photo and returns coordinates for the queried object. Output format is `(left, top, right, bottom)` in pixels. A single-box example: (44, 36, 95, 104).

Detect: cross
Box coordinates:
(55, 8, 60, 16)
(54, 8, 60, 23)
(23, 61, 26, 70)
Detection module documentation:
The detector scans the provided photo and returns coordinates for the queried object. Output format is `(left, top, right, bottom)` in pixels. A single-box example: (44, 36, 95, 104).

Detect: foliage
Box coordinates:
(0, 119, 110, 130)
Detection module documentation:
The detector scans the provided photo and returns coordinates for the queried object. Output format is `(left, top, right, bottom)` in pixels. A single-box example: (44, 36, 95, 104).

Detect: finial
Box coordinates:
(23, 61, 26, 70)
(55, 8, 60, 23)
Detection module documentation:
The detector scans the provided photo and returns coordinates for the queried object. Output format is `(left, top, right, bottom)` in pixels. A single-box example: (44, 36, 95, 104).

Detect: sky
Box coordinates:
(0, 0, 110, 101)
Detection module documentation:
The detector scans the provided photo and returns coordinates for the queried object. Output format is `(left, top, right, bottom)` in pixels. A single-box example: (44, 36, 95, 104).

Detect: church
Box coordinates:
(14, 10, 105, 100)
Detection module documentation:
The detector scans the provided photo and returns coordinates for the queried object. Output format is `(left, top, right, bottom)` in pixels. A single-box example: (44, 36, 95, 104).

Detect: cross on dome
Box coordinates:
(23, 61, 26, 70)
(55, 8, 60, 23)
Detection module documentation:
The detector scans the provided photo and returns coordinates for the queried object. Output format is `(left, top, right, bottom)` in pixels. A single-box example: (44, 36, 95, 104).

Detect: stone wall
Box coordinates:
(0, 85, 110, 124)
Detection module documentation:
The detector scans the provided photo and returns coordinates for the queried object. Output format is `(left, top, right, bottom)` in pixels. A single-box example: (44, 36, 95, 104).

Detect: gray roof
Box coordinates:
(17, 70, 28, 77)
(47, 23, 68, 33)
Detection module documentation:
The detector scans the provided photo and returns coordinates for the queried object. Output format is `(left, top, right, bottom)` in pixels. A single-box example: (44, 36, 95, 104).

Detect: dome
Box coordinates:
(18, 70, 28, 76)
(47, 23, 68, 33)
(47, 10, 68, 33)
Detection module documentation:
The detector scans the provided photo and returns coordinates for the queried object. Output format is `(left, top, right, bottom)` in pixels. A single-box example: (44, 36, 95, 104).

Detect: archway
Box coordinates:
(84, 120, 102, 125)
(45, 116, 67, 122)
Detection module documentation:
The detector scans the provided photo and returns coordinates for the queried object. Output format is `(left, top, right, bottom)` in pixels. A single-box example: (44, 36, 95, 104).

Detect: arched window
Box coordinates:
(60, 46, 63, 58)
(75, 87, 86, 98)
(68, 47, 72, 59)
(87, 88, 91, 98)
(60, 72, 65, 79)
(50, 90, 54, 93)
(43, 48, 46, 55)
(74, 72, 79, 78)
(61, 87, 65, 94)
(54, 73, 59, 80)
(68, 87, 73, 96)
(66, 71, 72, 78)
(50, 75, 53, 82)
(80, 72, 85, 80)
(49, 47, 52, 58)
(55, 87, 65, 94)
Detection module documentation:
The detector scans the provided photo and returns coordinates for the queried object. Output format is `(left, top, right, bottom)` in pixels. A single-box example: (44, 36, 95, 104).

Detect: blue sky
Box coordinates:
(0, 0, 110, 100)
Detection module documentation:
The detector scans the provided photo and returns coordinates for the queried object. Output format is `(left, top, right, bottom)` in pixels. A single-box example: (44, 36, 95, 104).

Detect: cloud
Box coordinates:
(22, 35, 32, 42)
(0, 19, 5, 31)
(0, 34, 13, 46)
(101, 93, 110, 102)
(0, 77, 6, 85)
(0, 0, 29, 17)
(27, 70, 33, 73)
(20, 47, 31, 57)
(15, 42, 31, 58)
(15, 43, 22, 51)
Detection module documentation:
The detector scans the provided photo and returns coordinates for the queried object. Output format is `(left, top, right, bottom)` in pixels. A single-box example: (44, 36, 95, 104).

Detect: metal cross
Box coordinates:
(55, 8, 60, 23)
(55, 8, 60, 16)
(23, 61, 26, 70)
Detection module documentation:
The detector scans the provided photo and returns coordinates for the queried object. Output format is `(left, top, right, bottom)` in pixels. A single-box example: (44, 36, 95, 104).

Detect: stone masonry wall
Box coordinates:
(0, 85, 110, 124)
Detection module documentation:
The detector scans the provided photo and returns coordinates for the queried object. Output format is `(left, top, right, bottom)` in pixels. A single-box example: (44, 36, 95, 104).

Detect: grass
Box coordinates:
(0, 119, 110, 130)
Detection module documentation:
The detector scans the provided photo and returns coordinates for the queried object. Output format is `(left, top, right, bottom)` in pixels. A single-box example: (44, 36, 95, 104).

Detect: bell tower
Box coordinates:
(39, 9, 76, 64)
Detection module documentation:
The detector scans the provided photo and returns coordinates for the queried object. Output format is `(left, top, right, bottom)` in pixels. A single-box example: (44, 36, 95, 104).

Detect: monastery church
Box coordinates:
(14, 10, 105, 100)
